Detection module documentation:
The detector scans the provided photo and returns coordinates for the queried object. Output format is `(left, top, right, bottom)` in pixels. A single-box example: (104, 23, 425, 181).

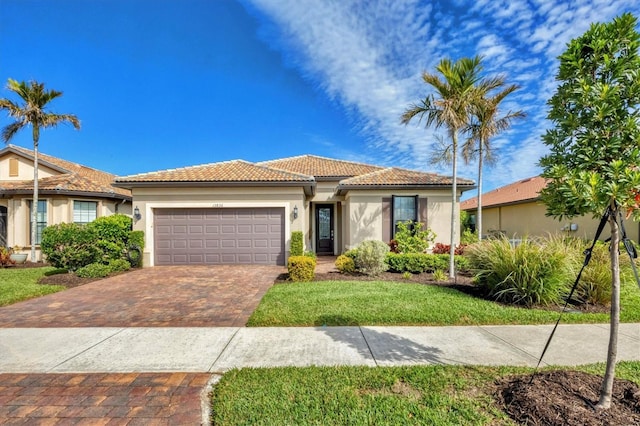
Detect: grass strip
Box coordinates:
(247, 280, 640, 326)
(210, 362, 640, 425)
(0, 267, 63, 306)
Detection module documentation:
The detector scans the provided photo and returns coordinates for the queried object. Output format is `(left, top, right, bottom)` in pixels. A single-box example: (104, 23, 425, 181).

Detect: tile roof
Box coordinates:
(461, 176, 548, 210)
(0, 145, 131, 199)
(338, 167, 475, 187)
(115, 160, 315, 183)
(258, 155, 383, 178)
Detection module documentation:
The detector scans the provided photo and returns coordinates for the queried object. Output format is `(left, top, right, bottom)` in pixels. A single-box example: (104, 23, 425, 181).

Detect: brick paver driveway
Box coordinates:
(0, 265, 282, 424)
(0, 265, 283, 327)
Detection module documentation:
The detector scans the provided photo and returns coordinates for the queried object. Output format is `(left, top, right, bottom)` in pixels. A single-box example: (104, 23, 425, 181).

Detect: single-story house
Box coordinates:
(114, 155, 475, 266)
(461, 175, 639, 242)
(0, 145, 132, 260)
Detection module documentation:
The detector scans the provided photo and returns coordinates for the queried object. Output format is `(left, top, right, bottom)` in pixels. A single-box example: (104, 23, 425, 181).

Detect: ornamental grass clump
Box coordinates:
(466, 236, 571, 307)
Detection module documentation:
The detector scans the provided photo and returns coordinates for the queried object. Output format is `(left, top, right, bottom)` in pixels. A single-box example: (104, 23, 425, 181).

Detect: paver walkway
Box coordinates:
(0, 372, 211, 425)
(0, 265, 283, 327)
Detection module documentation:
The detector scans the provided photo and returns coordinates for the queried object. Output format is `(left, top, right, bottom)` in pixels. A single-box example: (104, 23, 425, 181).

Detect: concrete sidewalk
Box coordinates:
(1, 323, 639, 373)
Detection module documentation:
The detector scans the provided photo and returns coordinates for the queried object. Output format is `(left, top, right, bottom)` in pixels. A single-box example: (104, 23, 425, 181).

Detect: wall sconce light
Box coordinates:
(133, 206, 141, 221)
(293, 205, 298, 219)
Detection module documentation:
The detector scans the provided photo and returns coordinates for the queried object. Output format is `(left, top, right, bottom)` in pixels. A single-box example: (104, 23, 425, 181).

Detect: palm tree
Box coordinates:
(462, 83, 525, 241)
(402, 56, 498, 279)
(0, 79, 80, 261)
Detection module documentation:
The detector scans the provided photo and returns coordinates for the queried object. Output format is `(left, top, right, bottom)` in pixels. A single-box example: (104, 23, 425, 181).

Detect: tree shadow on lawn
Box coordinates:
(315, 315, 444, 366)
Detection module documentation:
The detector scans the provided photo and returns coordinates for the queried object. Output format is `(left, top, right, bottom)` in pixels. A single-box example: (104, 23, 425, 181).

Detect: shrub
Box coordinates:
(343, 249, 358, 260)
(466, 236, 571, 307)
(433, 269, 447, 282)
(290, 231, 304, 256)
(0, 247, 15, 267)
(335, 255, 355, 273)
(393, 221, 436, 254)
(288, 255, 316, 282)
(303, 250, 317, 259)
(88, 214, 132, 263)
(107, 258, 131, 273)
(41, 223, 99, 270)
(460, 228, 479, 245)
(432, 242, 467, 255)
(354, 240, 389, 276)
(128, 230, 145, 250)
(76, 262, 112, 278)
(385, 252, 469, 274)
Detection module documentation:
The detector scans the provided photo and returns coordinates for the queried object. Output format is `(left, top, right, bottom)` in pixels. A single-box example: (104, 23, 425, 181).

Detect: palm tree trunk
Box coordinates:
(449, 132, 458, 280)
(31, 127, 39, 263)
(596, 204, 620, 409)
(476, 141, 483, 241)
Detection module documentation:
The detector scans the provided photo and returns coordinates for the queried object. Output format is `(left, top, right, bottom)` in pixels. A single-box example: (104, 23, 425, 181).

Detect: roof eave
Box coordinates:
(461, 196, 540, 211)
(113, 180, 317, 195)
(0, 188, 132, 201)
(335, 183, 476, 195)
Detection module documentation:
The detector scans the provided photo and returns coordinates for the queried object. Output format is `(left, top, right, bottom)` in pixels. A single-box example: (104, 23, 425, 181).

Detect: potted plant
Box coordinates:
(9, 246, 28, 264)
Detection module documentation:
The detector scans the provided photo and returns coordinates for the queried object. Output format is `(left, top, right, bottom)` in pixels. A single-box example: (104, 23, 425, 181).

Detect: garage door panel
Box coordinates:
(154, 207, 284, 265)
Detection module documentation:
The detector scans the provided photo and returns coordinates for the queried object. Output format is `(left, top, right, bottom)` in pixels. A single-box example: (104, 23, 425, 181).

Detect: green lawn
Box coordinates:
(247, 280, 640, 326)
(210, 362, 640, 425)
(0, 267, 64, 306)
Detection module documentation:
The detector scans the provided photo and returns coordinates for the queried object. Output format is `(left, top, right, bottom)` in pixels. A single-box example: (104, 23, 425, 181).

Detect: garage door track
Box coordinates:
(0, 265, 283, 327)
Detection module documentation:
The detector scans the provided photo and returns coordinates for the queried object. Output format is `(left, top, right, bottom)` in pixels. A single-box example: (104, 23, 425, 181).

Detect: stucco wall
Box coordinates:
(130, 186, 306, 266)
(342, 189, 461, 250)
(472, 201, 639, 242)
(0, 153, 58, 180)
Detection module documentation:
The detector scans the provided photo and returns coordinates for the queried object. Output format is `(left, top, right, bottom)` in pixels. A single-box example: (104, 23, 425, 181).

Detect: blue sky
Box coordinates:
(2, 0, 639, 197)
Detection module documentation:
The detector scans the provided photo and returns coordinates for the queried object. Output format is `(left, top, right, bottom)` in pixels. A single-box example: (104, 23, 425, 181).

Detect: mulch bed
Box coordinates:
(497, 370, 640, 425)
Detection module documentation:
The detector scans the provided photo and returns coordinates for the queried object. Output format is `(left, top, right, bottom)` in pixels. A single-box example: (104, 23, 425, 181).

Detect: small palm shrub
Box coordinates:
(466, 236, 571, 307)
(288, 255, 316, 282)
(355, 240, 389, 276)
(335, 255, 355, 273)
(432, 269, 447, 282)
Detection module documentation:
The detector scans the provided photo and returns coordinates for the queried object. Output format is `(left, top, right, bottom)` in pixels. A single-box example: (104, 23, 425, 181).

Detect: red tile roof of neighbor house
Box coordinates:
(460, 175, 548, 210)
(0, 145, 131, 199)
(116, 155, 475, 191)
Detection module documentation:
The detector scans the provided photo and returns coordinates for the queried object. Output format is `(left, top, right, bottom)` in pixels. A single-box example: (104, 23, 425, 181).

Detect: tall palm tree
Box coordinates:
(402, 56, 498, 279)
(462, 83, 525, 241)
(0, 79, 80, 261)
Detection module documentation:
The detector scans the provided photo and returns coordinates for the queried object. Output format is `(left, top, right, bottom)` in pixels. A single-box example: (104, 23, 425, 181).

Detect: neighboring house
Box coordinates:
(114, 155, 475, 266)
(461, 175, 639, 242)
(0, 145, 132, 260)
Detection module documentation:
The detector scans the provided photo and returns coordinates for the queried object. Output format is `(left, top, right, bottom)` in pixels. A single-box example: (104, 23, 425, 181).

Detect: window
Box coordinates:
(392, 195, 417, 235)
(28, 200, 47, 245)
(74, 201, 98, 224)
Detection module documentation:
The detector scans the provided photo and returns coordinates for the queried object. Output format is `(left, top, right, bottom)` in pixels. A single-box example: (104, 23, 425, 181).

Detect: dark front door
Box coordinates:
(315, 204, 334, 255)
(0, 206, 6, 248)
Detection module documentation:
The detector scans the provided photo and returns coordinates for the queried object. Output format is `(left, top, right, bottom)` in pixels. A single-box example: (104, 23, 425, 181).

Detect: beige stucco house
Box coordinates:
(115, 155, 475, 266)
(461, 176, 639, 242)
(0, 145, 132, 260)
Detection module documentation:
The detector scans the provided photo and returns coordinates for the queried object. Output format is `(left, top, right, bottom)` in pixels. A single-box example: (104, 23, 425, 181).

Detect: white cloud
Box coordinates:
(246, 0, 640, 191)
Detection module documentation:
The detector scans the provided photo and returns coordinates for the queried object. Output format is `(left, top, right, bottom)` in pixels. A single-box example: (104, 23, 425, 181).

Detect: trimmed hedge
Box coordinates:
(386, 252, 470, 273)
(290, 231, 304, 256)
(288, 255, 316, 282)
(335, 254, 355, 273)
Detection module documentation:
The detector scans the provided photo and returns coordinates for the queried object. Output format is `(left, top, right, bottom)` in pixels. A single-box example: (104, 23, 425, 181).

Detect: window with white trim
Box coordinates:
(73, 201, 98, 224)
(28, 200, 47, 245)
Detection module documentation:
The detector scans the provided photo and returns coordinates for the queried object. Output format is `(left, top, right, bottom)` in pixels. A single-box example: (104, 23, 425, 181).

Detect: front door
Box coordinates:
(315, 204, 334, 255)
(0, 206, 6, 248)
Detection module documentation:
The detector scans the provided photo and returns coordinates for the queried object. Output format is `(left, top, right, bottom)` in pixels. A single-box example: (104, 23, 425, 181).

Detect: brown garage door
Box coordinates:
(154, 207, 285, 265)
